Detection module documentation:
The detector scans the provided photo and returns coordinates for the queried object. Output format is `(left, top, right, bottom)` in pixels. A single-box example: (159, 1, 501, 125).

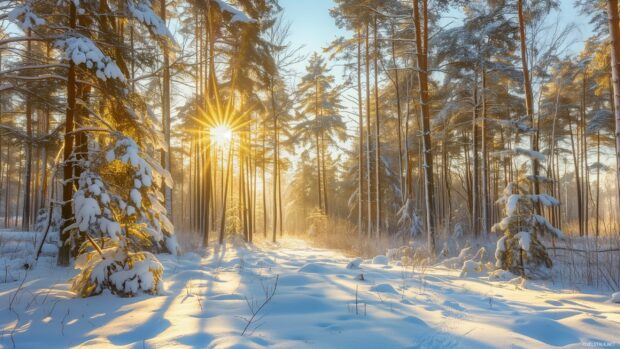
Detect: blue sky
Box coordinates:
(279, 0, 594, 81)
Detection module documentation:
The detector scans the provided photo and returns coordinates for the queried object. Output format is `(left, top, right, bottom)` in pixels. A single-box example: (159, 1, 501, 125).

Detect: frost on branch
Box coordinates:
(8, 4, 45, 30)
(55, 36, 125, 81)
(71, 245, 163, 297)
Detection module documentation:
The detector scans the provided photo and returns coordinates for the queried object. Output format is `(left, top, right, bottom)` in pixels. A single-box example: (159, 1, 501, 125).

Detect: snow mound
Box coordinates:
(370, 283, 398, 294)
(372, 255, 389, 265)
(298, 263, 333, 274)
(346, 257, 363, 269)
(612, 292, 620, 304)
(489, 269, 515, 281)
(460, 260, 491, 278)
(509, 316, 580, 346)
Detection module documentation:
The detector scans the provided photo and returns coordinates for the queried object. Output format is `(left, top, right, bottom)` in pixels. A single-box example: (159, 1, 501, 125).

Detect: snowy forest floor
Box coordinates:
(1, 238, 619, 349)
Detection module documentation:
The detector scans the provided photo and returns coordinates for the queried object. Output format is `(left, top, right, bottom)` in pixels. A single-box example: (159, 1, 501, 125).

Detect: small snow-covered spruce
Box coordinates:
(396, 198, 423, 241)
(101, 137, 177, 255)
(69, 135, 175, 297)
(492, 182, 563, 278)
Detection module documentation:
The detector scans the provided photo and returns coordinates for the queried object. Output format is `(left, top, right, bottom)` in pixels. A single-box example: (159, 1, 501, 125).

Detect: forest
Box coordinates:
(0, 0, 619, 348)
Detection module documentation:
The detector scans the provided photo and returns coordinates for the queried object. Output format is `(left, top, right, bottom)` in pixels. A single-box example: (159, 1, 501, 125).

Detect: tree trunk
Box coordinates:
(365, 23, 373, 238)
(160, 0, 172, 219)
(373, 15, 382, 236)
(568, 117, 584, 236)
(22, 29, 33, 231)
(413, 0, 435, 254)
(518, 0, 540, 207)
(219, 141, 233, 244)
(607, 0, 620, 220)
(391, 24, 405, 204)
(357, 28, 364, 239)
(471, 72, 479, 236)
(481, 67, 489, 236)
(58, 4, 77, 266)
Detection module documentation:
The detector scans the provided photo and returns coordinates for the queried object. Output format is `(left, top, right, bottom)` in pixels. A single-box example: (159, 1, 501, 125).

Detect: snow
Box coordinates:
(1, 239, 618, 348)
(612, 292, 620, 304)
(0, 229, 58, 282)
(506, 194, 520, 216)
(213, 0, 255, 23)
(516, 231, 531, 252)
(371, 255, 388, 265)
(495, 148, 546, 162)
(346, 257, 363, 269)
(55, 36, 125, 81)
(127, 0, 175, 41)
(8, 4, 45, 30)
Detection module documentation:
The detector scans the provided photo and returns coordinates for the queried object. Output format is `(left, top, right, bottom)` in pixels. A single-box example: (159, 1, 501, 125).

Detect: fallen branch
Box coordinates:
(241, 275, 279, 336)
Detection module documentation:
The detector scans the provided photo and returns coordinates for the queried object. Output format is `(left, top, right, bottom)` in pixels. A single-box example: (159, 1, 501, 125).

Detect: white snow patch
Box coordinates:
(346, 257, 363, 269)
(372, 255, 389, 265)
(0, 239, 617, 348)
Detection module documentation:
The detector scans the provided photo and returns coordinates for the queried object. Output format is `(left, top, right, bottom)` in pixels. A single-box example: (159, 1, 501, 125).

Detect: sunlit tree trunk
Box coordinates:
(413, 0, 435, 254)
(219, 142, 233, 244)
(373, 15, 381, 236)
(517, 0, 541, 210)
(271, 78, 279, 242)
(568, 116, 583, 236)
(390, 24, 405, 205)
(481, 66, 489, 236)
(581, 71, 589, 236)
(58, 3, 77, 266)
(262, 123, 267, 237)
(160, 0, 172, 219)
(471, 72, 479, 236)
(365, 23, 373, 238)
(22, 29, 33, 231)
(607, 0, 620, 219)
(357, 28, 364, 239)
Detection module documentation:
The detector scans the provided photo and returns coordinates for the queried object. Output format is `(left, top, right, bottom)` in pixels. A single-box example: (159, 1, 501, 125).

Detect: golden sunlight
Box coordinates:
(210, 124, 233, 147)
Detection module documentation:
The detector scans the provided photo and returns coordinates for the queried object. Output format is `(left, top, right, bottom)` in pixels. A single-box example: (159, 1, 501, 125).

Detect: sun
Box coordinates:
(210, 124, 233, 147)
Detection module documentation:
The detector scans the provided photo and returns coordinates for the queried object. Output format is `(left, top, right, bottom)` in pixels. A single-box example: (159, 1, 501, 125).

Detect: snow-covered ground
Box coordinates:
(1, 238, 619, 348)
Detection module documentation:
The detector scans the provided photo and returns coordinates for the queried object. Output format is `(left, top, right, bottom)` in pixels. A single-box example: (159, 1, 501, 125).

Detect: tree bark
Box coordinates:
(21, 29, 33, 231)
(357, 28, 364, 239)
(413, 0, 436, 254)
(160, 0, 172, 219)
(518, 0, 540, 207)
(58, 3, 77, 266)
(365, 23, 373, 238)
(373, 15, 382, 236)
(607, 0, 620, 221)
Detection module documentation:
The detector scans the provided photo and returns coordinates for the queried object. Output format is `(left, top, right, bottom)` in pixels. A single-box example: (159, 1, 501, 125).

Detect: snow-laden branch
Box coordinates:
(494, 148, 546, 162)
(213, 0, 254, 23)
(127, 0, 177, 47)
(55, 36, 125, 82)
(8, 3, 46, 31)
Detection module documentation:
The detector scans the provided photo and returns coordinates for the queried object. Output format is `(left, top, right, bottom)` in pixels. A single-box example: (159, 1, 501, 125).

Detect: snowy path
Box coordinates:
(1, 239, 619, 348)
